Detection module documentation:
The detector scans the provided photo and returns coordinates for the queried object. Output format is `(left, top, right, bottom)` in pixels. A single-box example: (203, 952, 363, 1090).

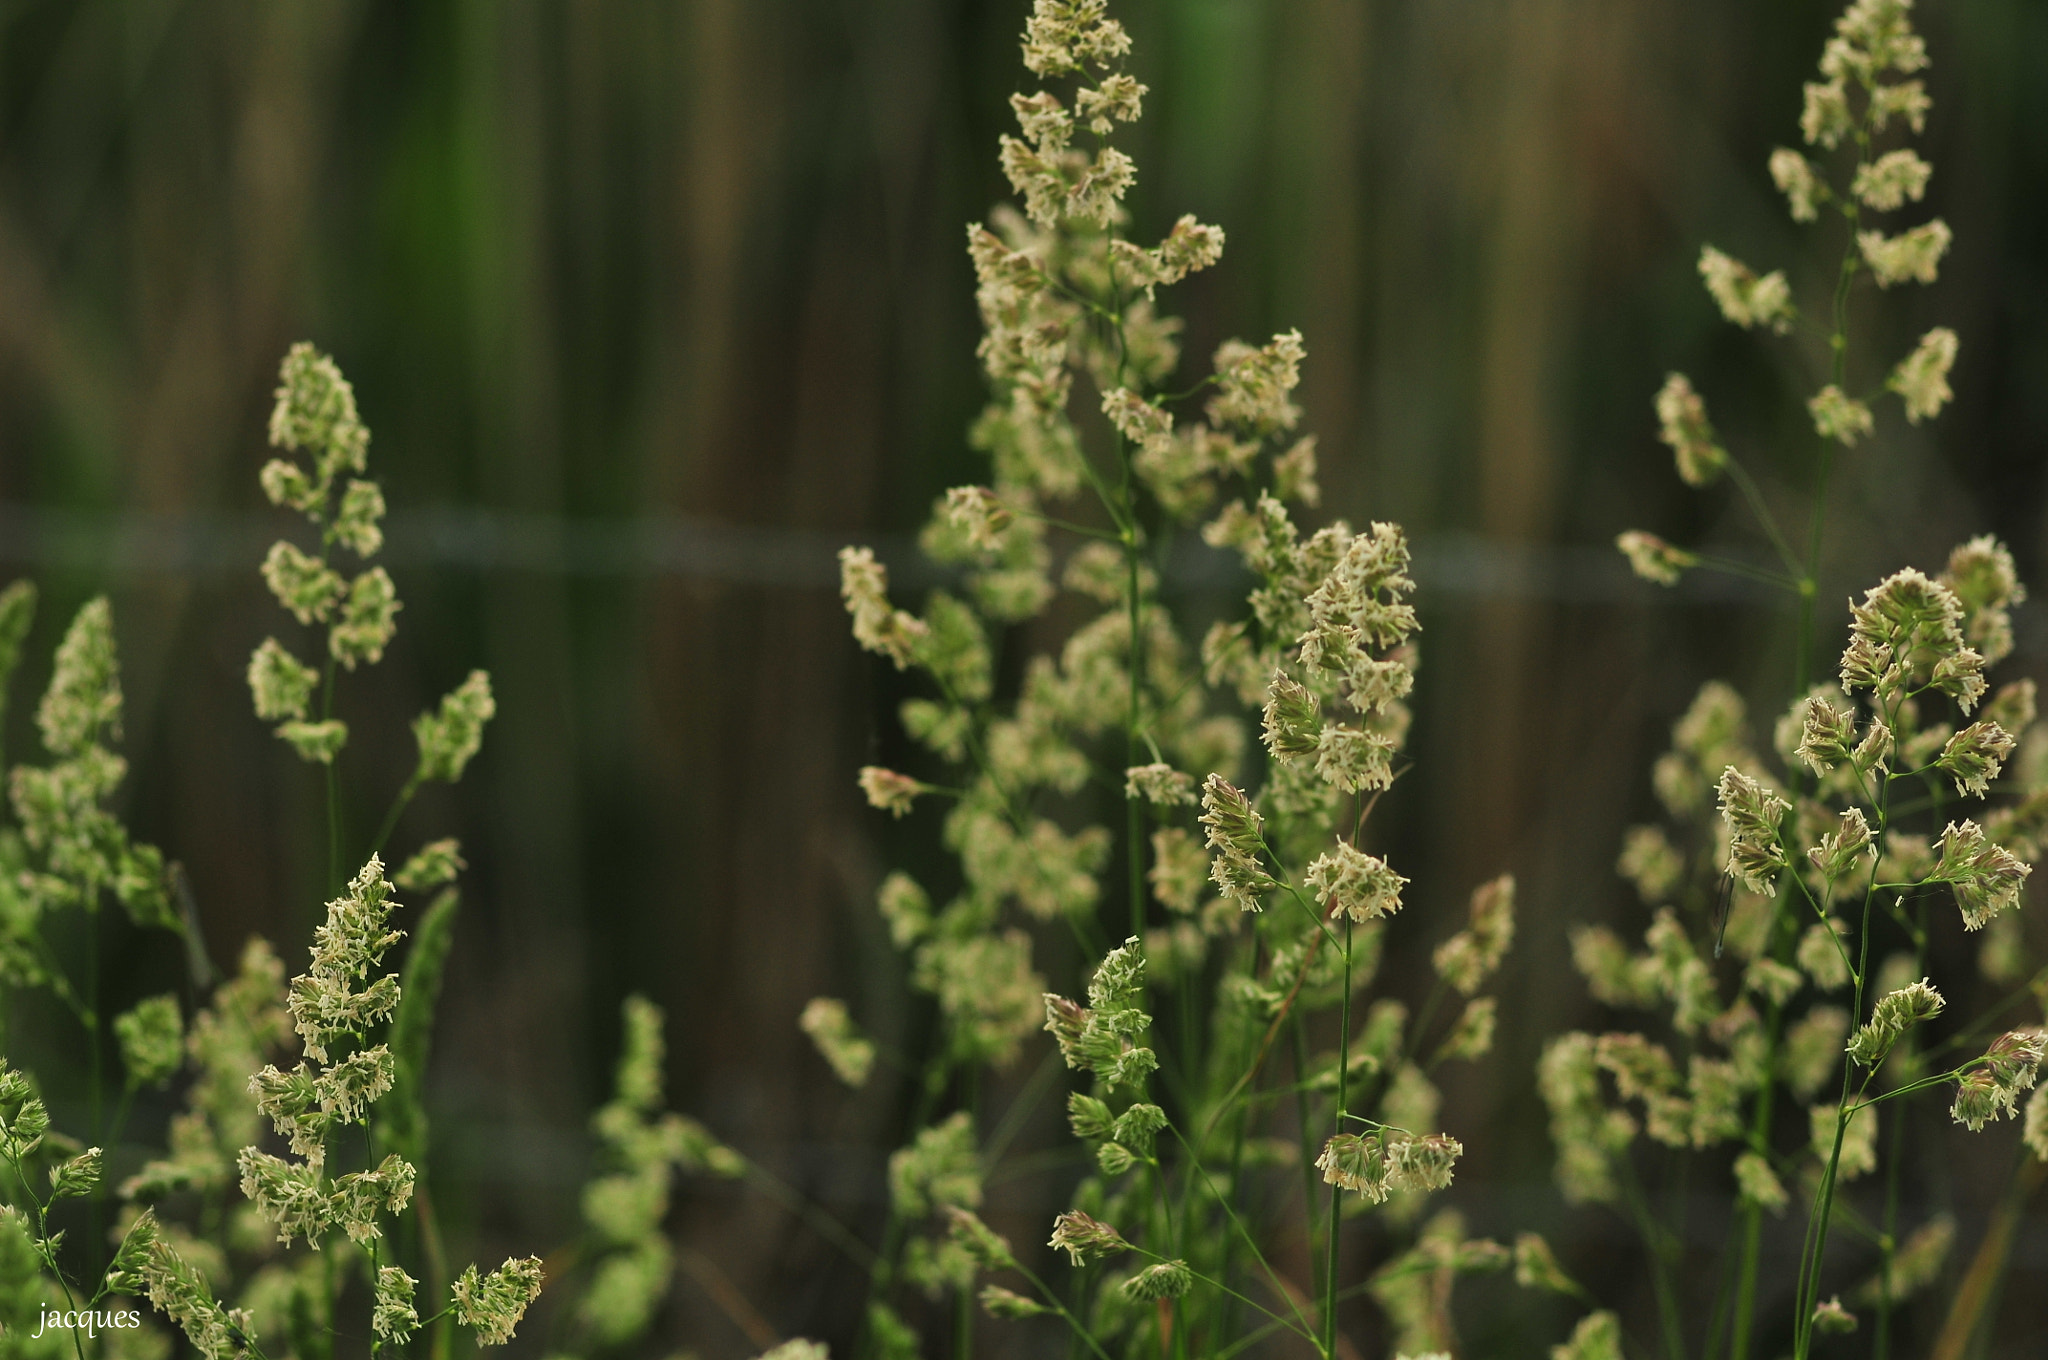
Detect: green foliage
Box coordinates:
(376, 889, 460, 1173)
(828, 3, 1519, 1354)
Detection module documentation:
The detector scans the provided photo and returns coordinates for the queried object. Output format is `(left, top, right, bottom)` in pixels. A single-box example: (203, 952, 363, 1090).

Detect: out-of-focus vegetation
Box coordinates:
(1, 1, 2046, 1355)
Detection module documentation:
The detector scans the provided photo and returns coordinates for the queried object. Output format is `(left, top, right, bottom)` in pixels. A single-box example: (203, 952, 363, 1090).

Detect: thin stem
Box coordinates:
(1167, 1125, 1323, 1354)
(852, 1049, 954, 1360)
(7, 1153, 93, 1360)
(1126, 1245, 1317, 1347)
(1746, 100, 1880, 1355)
(369, 773, 424, 860)
(1721, 454, 1804, 579)
(1726, 1006, 1780, 1360)
(1008, 1256, 1117, 1360)
(1193, 932, 1326, 1155)
(739, 1160, 879, 1272)
(1690, 553, 1804, 593)
(1123, 506, 1146, 947)
(1321, 918, 1353, 1354)
(1795, 792, 1885, 1359)
(84, 876, 102, 1269)
(320, 655, 341, 895)
(1874, 893, 1927, 1360)
(1621, 1156, 1687, 1360)
(1290, 1018, 1321, 1283)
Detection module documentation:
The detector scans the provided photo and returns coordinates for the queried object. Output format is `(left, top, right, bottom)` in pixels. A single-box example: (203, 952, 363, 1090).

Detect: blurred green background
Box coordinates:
(2, 0, 2046, 1355)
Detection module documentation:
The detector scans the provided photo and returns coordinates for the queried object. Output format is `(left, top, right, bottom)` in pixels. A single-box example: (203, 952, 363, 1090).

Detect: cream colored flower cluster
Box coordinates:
(1620, 0, 1958, 589)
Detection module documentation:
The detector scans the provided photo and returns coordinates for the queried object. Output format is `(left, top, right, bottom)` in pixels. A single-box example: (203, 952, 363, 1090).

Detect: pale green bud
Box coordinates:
(237, 1149, 328, 1245)
(277, 719, 348, 765)
(1793, 693, 1857, 775)
(329, 567, 400, 669)
(978, 1285, 1049, 1318)
(260, 457, 320, 514)
(751, 1343, 828, 1360)
(1807, 384, 1875, 446)
(577, 1240, 672, 1345)
(261, 542, 344, 625)
(1100, 387, 1171, 452)
(1717, 766, 1789, 893)
(1937, 720, 2016, 798)
(875, 871, 931, 948)
(944, 1206, 1014, 1270)
(1616, 530, 1697, 587)
(1260, 672, 1322, 758)
(1859, 220, 1951, 287)
(839, 547, 927, 669)
(317, 1045, 397, 1126)
(1122, 762, 1194, 806)
(35, 598, 120, 757)
(1851, 149, 1932, 212)
(1207, 331, 1305, 435)
(49, 1146, 103, 1198)
(1110, 1102, 1167, 1155)
(247, 639, 318, 722)
(1802, 80, 1852, 148)
(1388, 1131, 1463, 1194)
(1274, 433, 1320, 505)
(413, 670, 495, 783)
(373, 1266, 419, 1344)
(1932, 819, 2030, 930)
(1886, 327, 1958, 424)
(332, 480, 386, 557)
(1316, 1130, 1389, 1202)
(1047, 1209, 1124, 1265)
(1939, 535, 2024, 663)
(1122, 1260, 1192, 1301)
(582, 1166, 666, 1243)
(1769, 148, 1828, 223)
(1783, 1006, 1850, 1099)
(1512, 1232, 1582, 1295)
(1066, 1092, 1115, 1141)
(1851, 1215, 1953, 1306)
(1437, 997, 1497, 1063)
(1433, 874, 1515, 994)
(395, 838, 466, 891)
(1698, 247, 1793, 333)
(250, 1062, 326, 1157)
(1869, 80, 1930, 135)
(1616, 825, 1682, 903)
(1809, 1099, 1876, 1179)
(116, 995, 185, 1088)
(799, 998, 875, 1088)
(1812, 1298, 1857, 1335)
(1848, 979, 1943, 1066)
(1653, 373, 1726, 485)
(1808, 807, 1876, 882)
(887, 1112, 981, 1218)
(1797, 921, 1852, 992)
(452, 1256, 544, 1346)
(1733, 1151, 1788, 1215)
(1743, 957, 1803, 1008)
(270, 342, 369, 478)
(329, 1154, 415, 1243)
(1953, 1030, 2047, 1131)
(857, 766, 923, 818)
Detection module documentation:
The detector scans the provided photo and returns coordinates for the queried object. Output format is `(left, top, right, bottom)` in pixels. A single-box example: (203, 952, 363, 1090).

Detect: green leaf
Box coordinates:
(0, 580, 36, 754)
(376, 888, 459, 1170)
